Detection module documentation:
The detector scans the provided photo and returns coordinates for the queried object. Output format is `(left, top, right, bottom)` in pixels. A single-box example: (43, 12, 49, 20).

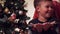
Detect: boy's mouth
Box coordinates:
(46, 13, 51, 15)
(46, 11, 52, 15)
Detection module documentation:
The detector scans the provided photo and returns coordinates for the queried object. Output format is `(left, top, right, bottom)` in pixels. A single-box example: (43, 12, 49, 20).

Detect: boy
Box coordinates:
(29, 0, 59, 34)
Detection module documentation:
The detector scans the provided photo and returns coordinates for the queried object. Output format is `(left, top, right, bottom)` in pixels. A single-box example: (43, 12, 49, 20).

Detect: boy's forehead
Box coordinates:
(37, 1, 53, 8)
(34, 0, 53, 8)
(38, 1, 53, 5)
(39, 1, 52, 3)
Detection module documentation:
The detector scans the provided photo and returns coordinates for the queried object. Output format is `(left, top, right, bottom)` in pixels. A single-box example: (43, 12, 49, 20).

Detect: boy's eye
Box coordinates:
(46, 6, 53, 9)
(46, 6, 49, 8)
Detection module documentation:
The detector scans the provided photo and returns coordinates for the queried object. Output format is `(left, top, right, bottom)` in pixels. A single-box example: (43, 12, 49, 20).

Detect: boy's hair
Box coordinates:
(34, 0, 52, 8)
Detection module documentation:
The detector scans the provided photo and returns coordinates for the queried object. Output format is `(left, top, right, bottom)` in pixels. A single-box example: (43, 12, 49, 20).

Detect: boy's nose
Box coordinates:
(49, 7, 53, 11)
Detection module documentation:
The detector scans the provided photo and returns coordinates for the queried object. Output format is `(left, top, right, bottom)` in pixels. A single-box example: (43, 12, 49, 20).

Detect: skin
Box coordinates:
(36, 1, 54, 22)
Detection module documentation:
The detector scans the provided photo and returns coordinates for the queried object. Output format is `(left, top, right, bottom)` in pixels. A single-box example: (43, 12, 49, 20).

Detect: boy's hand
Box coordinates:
(35, 23, 43, 32)
(43, 23, 51, 31)
(29, 23, 42, 32)
(43, 21, 56, 31)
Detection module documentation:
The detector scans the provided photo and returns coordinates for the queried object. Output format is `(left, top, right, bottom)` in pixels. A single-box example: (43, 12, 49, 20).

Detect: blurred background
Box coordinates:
(0, 0, 60, 23)
(0, 0, 60, 34)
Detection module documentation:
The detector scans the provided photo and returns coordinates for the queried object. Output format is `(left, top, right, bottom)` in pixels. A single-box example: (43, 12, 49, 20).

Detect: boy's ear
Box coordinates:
(36, 6, 40, 12)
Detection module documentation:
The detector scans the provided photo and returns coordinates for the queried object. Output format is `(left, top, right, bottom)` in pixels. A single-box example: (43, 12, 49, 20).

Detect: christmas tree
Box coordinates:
(0, 0, 29, 34)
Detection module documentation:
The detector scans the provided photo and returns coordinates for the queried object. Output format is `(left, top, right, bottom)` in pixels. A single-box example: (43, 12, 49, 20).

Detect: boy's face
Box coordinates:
(37, 1, 53, 18)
